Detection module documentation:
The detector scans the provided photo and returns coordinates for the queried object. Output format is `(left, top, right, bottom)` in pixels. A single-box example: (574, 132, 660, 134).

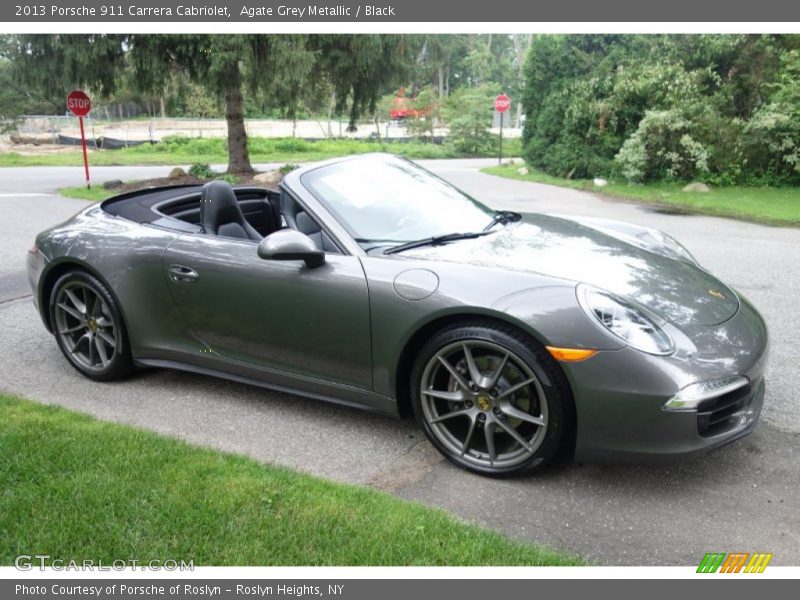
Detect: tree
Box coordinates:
(11, 34, 414, 173)
(511, 34, 532, 127)
(310, 35, 417, 132)
(520, 34, 800, 184)
(444, 84, 501, 156)
(0, 36, 61, 129)
(415, 35, 470, 99)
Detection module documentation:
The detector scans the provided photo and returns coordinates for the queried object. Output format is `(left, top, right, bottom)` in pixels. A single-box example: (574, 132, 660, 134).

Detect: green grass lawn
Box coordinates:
(58, 185, 115, 202)
(0, 136, 522, 168)
(0, 393, 581, 566)
(483, 165, 800, 227)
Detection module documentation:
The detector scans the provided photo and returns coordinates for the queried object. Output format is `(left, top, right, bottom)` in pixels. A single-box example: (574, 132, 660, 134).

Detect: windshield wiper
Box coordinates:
(384, 231, 492, 255)
(354, 237, 408, 252)
(483, 210, 522, 231)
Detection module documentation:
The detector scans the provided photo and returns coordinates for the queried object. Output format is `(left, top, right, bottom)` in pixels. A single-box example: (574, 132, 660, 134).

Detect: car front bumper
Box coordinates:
(26, 241, 48, 328)
(565, 294, 769, 464)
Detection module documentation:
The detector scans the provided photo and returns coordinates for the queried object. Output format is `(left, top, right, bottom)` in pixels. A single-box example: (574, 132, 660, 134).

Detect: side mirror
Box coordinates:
(257, 229, 326, 269)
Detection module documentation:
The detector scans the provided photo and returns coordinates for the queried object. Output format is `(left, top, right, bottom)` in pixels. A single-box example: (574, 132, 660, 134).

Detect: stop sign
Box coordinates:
(494, 94, 511, 113)
(67, 90, 91, 117)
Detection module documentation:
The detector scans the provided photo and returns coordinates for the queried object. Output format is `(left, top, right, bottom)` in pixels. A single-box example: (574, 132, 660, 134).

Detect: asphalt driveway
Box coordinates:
(0, 159, 798, 565)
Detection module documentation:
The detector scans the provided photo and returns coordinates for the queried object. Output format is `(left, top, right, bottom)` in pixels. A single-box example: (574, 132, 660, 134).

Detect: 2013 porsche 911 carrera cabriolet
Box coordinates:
(27, 154, 769, 476)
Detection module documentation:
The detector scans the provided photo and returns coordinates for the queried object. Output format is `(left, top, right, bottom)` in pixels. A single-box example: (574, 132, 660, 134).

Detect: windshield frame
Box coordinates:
(298, 154, 497, 251)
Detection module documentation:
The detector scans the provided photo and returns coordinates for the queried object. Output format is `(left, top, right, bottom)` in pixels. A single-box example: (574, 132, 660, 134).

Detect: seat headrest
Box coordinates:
(200, 181, 242, 235)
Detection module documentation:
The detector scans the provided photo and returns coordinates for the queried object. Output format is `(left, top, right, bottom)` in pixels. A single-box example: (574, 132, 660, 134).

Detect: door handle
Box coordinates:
(168, 264, 199, 283)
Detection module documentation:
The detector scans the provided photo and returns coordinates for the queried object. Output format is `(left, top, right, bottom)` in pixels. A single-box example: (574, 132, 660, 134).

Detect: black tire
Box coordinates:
(49, 269, 134, 381)
(410, 320, 572, 477)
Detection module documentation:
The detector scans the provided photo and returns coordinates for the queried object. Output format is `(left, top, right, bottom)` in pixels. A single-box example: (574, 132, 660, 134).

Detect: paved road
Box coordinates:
(0, 160, 798, 566)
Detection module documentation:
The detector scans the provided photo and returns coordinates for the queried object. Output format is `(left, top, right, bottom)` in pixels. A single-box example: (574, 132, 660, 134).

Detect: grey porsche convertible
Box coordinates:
(27, 153, 768, 476)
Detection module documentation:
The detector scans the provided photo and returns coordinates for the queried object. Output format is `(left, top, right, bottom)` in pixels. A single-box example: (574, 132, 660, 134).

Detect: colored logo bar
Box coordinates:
(697, 552, 773, 573)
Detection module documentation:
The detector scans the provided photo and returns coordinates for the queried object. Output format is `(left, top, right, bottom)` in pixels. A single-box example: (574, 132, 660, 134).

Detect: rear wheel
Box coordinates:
(411, 322, 570, 477)
(50, 270, 134, 381)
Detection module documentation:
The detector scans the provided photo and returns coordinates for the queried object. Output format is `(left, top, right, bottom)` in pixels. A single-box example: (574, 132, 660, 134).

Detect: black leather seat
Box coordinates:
(280, 191, 339, 253)
(200, 181, 262, 241)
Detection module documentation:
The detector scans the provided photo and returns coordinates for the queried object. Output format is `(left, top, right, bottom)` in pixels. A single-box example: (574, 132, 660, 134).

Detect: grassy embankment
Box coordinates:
(1, 135, 521, 167)
(483, 165, 800, 226)
(0, 393, 581, 566)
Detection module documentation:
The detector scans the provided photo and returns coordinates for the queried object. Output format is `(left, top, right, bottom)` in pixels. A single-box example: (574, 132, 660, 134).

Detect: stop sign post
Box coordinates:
(494, 94, 511, 164)
(67, 90, 92, 189)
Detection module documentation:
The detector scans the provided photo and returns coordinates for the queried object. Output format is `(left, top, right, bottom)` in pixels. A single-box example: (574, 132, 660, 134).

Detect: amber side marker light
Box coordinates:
(546, 346, 598, 362)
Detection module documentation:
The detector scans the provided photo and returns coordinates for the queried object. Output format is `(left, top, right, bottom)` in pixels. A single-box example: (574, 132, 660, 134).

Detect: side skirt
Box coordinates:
(133, 357, 400, 417)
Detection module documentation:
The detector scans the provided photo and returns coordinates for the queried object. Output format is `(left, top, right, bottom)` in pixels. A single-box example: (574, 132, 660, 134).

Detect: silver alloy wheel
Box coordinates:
(54, 282, 117, 372)
(420, 340, 549, 470)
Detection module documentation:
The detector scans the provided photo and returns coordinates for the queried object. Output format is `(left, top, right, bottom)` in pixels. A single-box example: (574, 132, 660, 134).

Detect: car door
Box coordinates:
(162, 233, 372, 389)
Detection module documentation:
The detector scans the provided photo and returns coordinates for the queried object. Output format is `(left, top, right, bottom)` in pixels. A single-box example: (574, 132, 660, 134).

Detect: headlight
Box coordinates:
(636, 229, 697, 264)
(578, 285, 674, 355)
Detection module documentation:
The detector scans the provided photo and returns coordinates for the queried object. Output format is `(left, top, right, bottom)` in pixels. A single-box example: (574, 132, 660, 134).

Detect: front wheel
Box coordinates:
(410, 322, 571, 477)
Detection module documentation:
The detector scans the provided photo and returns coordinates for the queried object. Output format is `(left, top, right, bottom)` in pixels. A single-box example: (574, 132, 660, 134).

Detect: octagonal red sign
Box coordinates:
(67, 90, 91, 117)
(494, 94, 511, 113)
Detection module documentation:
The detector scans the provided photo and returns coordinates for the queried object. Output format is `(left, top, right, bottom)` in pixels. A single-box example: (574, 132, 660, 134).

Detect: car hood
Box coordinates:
(400, 215, 739, 327)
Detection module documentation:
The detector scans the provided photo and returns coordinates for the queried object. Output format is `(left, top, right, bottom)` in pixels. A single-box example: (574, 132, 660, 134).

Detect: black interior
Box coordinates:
(200, 181, 263, 240)
(281, 190, 340, 252)
(158, 186, 282, 238)
(101, 182, 340, 253)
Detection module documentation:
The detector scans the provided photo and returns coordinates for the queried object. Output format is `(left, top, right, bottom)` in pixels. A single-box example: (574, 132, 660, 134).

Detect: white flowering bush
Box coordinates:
(614, 109, 711, 182)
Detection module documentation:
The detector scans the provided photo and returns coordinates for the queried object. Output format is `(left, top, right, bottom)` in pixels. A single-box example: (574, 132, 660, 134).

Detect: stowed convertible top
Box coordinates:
(101, 184, 203, 224)
(100, 184, 280, 235)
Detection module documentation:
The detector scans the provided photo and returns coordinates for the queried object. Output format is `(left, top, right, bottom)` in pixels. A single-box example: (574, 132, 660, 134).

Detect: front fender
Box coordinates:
(492, 285, 624, 351)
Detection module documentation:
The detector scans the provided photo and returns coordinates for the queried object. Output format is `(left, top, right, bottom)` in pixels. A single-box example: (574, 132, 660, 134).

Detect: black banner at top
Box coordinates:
(4, 0, 800, 22)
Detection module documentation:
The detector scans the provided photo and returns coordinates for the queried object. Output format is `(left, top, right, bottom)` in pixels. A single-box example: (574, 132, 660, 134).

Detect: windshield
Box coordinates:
(301, 155, 495, 248)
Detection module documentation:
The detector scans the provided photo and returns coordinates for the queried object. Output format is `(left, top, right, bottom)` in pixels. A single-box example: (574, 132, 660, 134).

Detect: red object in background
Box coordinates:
(494, 94, 511, 113)
(67, 90, 92, 189)
(389, 88, 432, 120)
(494, 94, 511, 165)
(67, 90, 91, 117)
(390, 95, 419, 120)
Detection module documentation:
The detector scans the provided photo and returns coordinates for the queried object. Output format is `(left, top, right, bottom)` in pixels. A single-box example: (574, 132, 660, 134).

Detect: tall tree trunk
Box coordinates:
(224, 68, 252, 174)
(159, 95, 166, 119)
(437, 65, 444, 100)
(512, 34, 532, 129)
(327, 91, 335, 138)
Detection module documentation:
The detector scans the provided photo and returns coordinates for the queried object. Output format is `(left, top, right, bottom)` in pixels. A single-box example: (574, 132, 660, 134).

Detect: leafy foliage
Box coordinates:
(187, 163, 216, 179)
(443, 84, 501, 155)
(521, 34, 800, 185)
(9, 34, 416, 173)
(214, 174, 239, 185)
(0, 37, 61, 129)
(401, 86, 441, 140)
(311, 35, 416, 131)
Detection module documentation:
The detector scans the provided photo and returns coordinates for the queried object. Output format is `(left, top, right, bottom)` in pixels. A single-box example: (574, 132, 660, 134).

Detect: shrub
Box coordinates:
(403, 86, 442, 142)
(272, 138, 311, 153)
(521, 34, 800, 186)
(214, 174, 238, 185)
(614, 109, 711, 182)
(188, 163, 216, 179)
(444, 84, 500, 156)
